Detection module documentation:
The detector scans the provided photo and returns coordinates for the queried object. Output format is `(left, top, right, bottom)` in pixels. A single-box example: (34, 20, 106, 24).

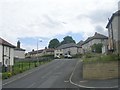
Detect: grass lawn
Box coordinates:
(83, 53, 120, 63)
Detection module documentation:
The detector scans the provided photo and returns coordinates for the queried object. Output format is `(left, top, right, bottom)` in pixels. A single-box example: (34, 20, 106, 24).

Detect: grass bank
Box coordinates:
(83, 53, 120, 63)
(82, 53, 120, 79)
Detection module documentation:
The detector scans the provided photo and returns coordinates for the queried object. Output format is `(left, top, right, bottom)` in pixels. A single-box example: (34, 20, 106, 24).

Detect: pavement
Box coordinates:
(69, 60, 119, 90)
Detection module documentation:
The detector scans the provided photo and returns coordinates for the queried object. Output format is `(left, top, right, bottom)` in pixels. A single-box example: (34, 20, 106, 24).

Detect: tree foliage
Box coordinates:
(61, 36, 76, 45)
(91, 43, 103, 53)
(48, 38, 60, 49)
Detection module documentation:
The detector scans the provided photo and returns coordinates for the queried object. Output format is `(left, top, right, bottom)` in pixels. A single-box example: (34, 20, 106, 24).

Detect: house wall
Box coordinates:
(108, 15, 120, 54)
(54, 49, 63, 57)
(0, 45, 2, 62)
(112, 16, 119, 41)
(78, 47, 84, 54)
(14, 50, 25, 59)
(46, 51, 54, 55)
(82, 39, 108, 53)
(3, 46, 14, 66)
(63, 47, 78, 55)
(10, 48, 14, 66)
(82, 44, 90, 53)
(54, 47, 79, 57)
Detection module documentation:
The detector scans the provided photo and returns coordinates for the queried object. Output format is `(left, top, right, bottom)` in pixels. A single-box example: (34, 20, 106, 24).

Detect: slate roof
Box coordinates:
(77, 40, 84, 47)
(57, 43, 79, 49)
(0, 37, 16, 48)
(28, 49, 54, 54)
(28, 49, 43, 54)
(82, 32, 108, 45)
(15, 48, 26, 51)
(45, 49, 54, 52)
(106, 10, 120, 28)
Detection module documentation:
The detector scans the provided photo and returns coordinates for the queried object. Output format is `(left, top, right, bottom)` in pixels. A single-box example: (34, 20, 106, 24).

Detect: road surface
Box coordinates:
(3, 59, 79, 88)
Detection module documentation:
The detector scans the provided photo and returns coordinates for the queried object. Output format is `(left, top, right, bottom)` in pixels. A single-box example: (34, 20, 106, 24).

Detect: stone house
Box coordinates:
(77, 40, 84, 54)
(14, 41, 25, 59)
(81, 32, 108, 53)
(106, 10, 120, 55)
(0, 37, 15, 71)
(54, 43, 82, 57)
(26, 48, 54, 58)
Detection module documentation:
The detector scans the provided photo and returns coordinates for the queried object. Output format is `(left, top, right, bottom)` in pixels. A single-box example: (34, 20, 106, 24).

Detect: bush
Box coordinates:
(2, 72, 12, 79)
(41, 54, 54, 58)
(72, 54, 83, 58)
(84, 53, 94, 58)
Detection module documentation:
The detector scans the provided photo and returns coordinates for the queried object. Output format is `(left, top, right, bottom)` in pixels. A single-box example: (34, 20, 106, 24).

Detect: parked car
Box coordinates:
(64, 54, 72, 59)
(55, 55, 60, 59)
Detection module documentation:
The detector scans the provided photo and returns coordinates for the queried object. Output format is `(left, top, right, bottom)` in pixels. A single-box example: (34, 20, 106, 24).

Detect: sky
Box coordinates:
(0, 0, 119, 52)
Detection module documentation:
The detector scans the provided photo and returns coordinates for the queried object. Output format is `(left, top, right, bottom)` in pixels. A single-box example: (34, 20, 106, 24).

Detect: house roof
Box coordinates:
(82, 32, 108, 45)
(29, 49, 44, 54)
(45, 49, 54, 52)
(77, 40, 84, 47)
(15, 48, 26, 51)
(28, 48, 54, 54)
(106, 10, 120, 28)
(57, 43, 79, 49)
(0, 37, 16, 48)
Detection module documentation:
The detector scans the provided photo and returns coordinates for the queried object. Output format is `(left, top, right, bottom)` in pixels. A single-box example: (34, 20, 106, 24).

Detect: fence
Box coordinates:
(2, 57, 54, 79)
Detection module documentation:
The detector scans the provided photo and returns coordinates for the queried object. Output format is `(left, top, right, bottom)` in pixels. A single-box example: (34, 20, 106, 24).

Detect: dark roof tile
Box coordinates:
(57, 43, 79, 49)
(0, 37, 16, 48)
(82, 32, 108, 45)
(106, 10, 120, 28)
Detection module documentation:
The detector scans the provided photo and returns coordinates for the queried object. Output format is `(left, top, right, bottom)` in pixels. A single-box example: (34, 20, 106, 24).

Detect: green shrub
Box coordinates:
(41, 54, 54, 58)
(2, 72, 12, 79)
(72, 54, 83, 58)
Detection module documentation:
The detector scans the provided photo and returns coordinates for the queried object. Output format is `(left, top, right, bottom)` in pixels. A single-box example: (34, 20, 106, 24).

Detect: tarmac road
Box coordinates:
(3, 59, 79, 88)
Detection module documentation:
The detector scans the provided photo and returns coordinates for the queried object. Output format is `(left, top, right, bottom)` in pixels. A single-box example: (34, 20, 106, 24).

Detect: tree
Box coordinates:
(91, 43, 103, 53)
(48, 38, 60, 49)
(61, 36, 76, 45)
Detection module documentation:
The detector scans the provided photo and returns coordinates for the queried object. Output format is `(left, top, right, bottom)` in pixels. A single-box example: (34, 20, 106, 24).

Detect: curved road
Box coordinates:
(3, 59, 79, 88)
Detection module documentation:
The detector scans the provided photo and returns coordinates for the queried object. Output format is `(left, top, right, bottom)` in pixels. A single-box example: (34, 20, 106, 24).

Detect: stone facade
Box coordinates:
(26, 48, 54, 58)
(106, 10, 120, 54)
(82, 32, 108, 53)
(14, 50, 25, 59)
(14, 41, 25, 59)
(54, 43, 83, 58)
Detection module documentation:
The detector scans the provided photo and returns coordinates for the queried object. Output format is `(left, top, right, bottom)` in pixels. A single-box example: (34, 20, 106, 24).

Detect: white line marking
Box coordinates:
(64, 81, 69, 83)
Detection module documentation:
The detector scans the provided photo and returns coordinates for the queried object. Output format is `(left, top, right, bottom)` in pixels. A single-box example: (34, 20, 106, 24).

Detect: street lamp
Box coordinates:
(37, 39, 42, 60)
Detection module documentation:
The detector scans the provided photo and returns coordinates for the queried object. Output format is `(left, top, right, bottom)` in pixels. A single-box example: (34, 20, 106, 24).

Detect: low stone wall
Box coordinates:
(83, 61, 119, 80)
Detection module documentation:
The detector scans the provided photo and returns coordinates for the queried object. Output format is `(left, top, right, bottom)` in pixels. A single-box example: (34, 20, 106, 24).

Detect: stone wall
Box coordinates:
(83, 61, 119, 80)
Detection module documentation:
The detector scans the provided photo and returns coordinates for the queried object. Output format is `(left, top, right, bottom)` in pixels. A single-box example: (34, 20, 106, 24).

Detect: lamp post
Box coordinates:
(37, 39, 42, 61)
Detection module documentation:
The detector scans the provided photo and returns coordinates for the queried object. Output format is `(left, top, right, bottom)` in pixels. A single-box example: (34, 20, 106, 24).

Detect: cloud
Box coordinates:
(0, 0, 119, 51)
(95, 25, 108, 36)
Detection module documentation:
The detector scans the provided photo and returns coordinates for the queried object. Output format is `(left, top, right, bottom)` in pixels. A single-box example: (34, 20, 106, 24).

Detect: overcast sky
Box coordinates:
(0, 0, 119, 52)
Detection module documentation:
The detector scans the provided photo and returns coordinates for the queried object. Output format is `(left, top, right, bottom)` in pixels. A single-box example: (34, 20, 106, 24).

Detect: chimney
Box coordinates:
(45, 47, 47, 49)
(95, 32, 97, 35)
(17, 40, 20, 48)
